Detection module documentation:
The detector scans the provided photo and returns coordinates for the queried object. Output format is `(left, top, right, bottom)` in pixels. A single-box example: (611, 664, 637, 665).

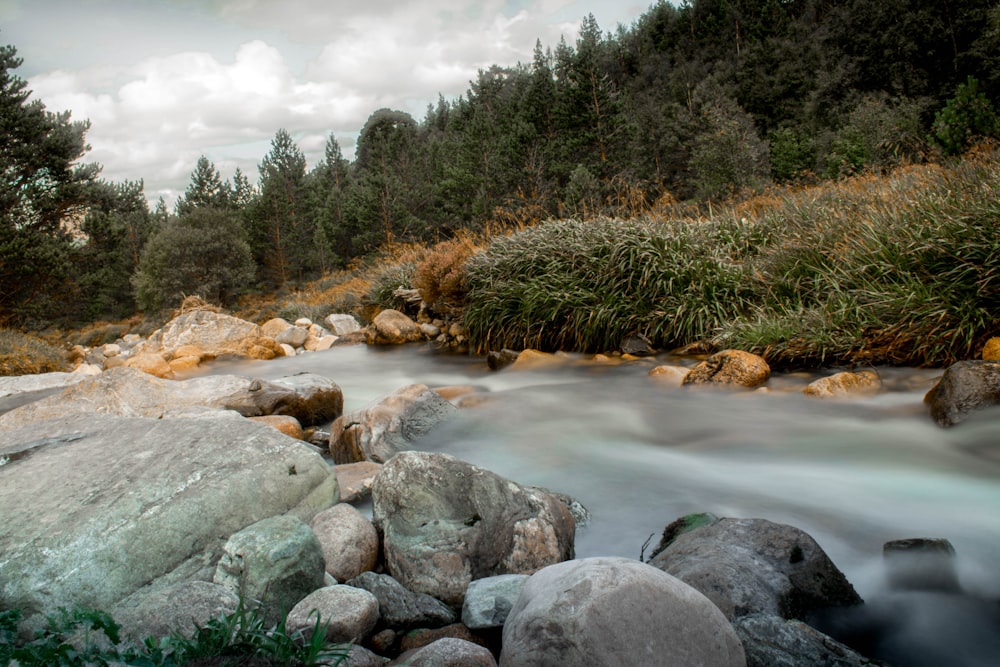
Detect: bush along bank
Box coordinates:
(461, 146, 1000, 369)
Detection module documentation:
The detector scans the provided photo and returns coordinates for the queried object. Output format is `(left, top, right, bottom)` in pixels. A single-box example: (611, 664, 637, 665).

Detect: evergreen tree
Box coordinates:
(175, 156, 231, 215)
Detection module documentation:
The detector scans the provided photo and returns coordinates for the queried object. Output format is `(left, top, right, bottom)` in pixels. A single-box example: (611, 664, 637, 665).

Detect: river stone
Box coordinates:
(803, 370, 882, 398)
(276, 325, 310, 348)
(462, 574, 530, 629)
(648, 364, 690, 387)
(310, 503, 379, 582)
(123, 351, 175, 378)
(329, 383, 457, 464)
(139, 309, 262, 358)
(372, 451, 575, 608)
(0, 414, 336, 622)
(369, 309, 425, 345)
(923, 360, 1000, 426)
(213, 514, 327, 624)
(346, 571, 457, 630)
(983, 337, 1000, 360)
(269, 372, 345, 425)
(734, 613, 876, 667)
(500, 557, 746, 667)
(682, 349, 770, 389)
(285, 585, 380, 644)
(402, 638, 498, 667)
(248, 414, 304, 439)
(335, 461, 383, 502)
(326, 313, 362, 336)
(621, 332, 656, 356)
(0, 366, 343, 430)
(883, 537, 960, 592)
(110, 581, 240, 643)
(486, 349, 520, 371)
(648, 516, 862, 621)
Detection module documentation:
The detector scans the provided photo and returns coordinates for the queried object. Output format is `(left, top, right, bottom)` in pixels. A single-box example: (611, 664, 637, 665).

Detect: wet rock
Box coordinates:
(924, 360, 1000, 426)
(285, 585, 380, 644)
(621, 332, 656, 356)
(462, 574, 529, 630)
(346, 571, 457, 630)
(213, 514, 327, 625)
(336, 461, 383, 503)
(370, 309, 426, 345)
(486, 349, 520, 371)
(276, 325, 310, 348)
(734, 613, 879, 667)
(682, 349, 770, 389)
(648, 516, 862, 621)
(310, 503, 379, 582)
(803, 370, 882, 399)
(509, 349, 566, 371)
(270, 372, 345, 425)
(372, 451, 575, 608)
(883, 537, 960, 592)
(0, 414, 336, 622)
(326, 313, 362, 336)
(648, 364, 690, 387)
(329, 383, 457, 464)
(500, 557, 746, 667)
(247, 414, 304, 440)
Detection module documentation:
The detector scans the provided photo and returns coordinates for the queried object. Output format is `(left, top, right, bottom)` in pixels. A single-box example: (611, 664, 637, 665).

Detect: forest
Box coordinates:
(1, 0, 999, 329)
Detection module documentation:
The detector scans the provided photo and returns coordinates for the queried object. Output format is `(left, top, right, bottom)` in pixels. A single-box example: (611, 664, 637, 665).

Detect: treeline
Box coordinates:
(2, 0, 999, 328)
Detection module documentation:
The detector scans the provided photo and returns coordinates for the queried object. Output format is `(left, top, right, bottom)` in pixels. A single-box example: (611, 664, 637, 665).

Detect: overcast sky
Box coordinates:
(2, 0, 650, 207)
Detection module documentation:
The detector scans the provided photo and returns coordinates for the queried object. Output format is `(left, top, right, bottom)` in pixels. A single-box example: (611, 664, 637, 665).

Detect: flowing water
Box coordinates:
(204, 343, 1000, 665)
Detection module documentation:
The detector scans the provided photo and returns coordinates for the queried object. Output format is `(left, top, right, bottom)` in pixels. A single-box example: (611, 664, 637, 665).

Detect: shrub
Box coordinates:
(934, 77, 999, 155)
(0, 328, 69, 376)
(412, 235, 480, 315)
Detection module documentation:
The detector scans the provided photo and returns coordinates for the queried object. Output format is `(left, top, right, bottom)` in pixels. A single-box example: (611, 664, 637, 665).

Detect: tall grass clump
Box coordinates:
(0, 329, 69, 376)
(462, 216, 762, 353)
(721, 144, 1000, 366)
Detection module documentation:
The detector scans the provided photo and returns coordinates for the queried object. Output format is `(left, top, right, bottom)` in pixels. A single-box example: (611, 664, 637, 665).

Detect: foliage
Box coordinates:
(933, 76, 999, 154)
(0, 328, 69, 376)
(412, 235, 481, 315)
(0, 603, 350, 667)
(133, 207, 255, 313)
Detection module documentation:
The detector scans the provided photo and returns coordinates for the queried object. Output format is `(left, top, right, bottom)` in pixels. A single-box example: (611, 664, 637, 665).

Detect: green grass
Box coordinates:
(0, 603, 350, 667)
(462, 146, 1000, 367)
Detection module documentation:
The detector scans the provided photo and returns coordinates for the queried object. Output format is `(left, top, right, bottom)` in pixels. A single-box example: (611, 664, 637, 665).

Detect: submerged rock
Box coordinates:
(682, 349, 770, 389)
(803, 369, 882, 399)
(924, 360, 1000, 426)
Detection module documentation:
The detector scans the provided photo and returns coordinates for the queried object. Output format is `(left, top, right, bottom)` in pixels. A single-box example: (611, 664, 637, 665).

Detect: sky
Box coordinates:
(2, 0, 650, 207)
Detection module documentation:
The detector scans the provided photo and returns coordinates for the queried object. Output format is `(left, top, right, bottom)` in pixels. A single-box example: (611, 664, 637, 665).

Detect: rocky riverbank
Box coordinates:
(2, 303, 999, 665)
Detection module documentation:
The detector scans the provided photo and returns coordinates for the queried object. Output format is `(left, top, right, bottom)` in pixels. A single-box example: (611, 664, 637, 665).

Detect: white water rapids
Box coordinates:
(202, 343, 1000, 665)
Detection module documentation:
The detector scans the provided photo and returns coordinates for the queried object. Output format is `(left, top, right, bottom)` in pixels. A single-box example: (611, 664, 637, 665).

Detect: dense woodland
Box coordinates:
(2, 0, 999, 328)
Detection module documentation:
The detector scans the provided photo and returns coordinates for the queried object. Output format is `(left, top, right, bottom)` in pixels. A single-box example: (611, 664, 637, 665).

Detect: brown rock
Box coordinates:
(370, 309, 426, 345)
(648, 364, 689, 387)
(983, 337, 1000, 361)
(682, 349, 770, 389)
(803, 369, 882, 398)
(124, 351, 175, 379)
(248, 414, 305, 440)
(335, 461, 383, 503)
(310, 504, 379, 582)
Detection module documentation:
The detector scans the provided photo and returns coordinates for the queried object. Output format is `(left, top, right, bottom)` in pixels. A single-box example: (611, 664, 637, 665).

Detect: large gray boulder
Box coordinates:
(0, 366, 343, 430)
(138, 308, 262, 357)
(649, 516, 862, 621)
(0, 414, 338, 623)
(500, 557, 746, 667)
(329, 384, 456, 464)
(923, 360, 1000, 426)
(110, 581, 240, 643)
(213, 514, 327, 624)
(372, 451, 575, 608)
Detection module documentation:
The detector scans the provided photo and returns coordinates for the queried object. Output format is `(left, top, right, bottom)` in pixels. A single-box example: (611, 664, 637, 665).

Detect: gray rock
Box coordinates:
(346, 571, 457, 630)
(0, 414, 337, 622)
(276, 325, 310, 348)
(0, 371, 87, 400)
(924, 360, 1000, 426)
(621, 332, 656, 356)
(461, 574, 529, 630)
(139, 309, 262, 356)
(403, 637, 498, 667)
(372, 451, 575, 608)
(213, 514, 327, 624)
(340, 644, 390, 667)
(500, 557, 746, 667)
(486, 349, 519, 371)
(649, 516, 862, 621)
(326, 313, 362, 336)
(0, 367, 343, 430)
(110, 581, 240, 643)
(329, 384, 457, 464)
(734, 613, 879, 667)
(269, 372, 345, 425)
(883, 537, 960, 592)
(310, 503, 379, 582)
(286, 585, 380, 644)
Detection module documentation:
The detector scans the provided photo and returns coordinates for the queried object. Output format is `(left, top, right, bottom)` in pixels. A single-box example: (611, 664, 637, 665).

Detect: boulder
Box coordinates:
(397, 624, 491, 657)
(310, 503, 380, 582)
(883, 537, 961, 592)
(924, 360, 1000, 426)
(346, 571, 457, 630)
(0, 414, 337, 622)
(803, 370, 882, 399)
(462, 574, 530, 630)
(372, 451, 575, 608)
(139, 309, 263, 359)
(124, 351, 175, 378)
(285, 585, 380, 644)
(326, 313, 362, 336)
(486, 349, 520, 371)
(400, 638, 498, 667)
(500, 557, 746, 667)
(682, 349, 770, 389)
(734, 613, 877, 667)
(648, 364, 690, 387)
(648, 516, 862, 621)
(110, 581, 240, 643)
(509, 349, 565, 371)
(0, 367, 343, 430)
(0, 371, 87, 400)
(370, 309, 426, 345)
(248, 414, 305, 440)
(329, 383, 457, 464)
(336, 461, 383, 503)
(276, 325, 310, 348)
(270, 372, 345, 425)
(213, 514, 327, 624)
(305, 334, 338, 352)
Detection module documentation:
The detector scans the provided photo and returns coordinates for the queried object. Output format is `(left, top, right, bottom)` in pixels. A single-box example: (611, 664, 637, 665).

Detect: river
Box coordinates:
(203, 342, 1000, 665)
